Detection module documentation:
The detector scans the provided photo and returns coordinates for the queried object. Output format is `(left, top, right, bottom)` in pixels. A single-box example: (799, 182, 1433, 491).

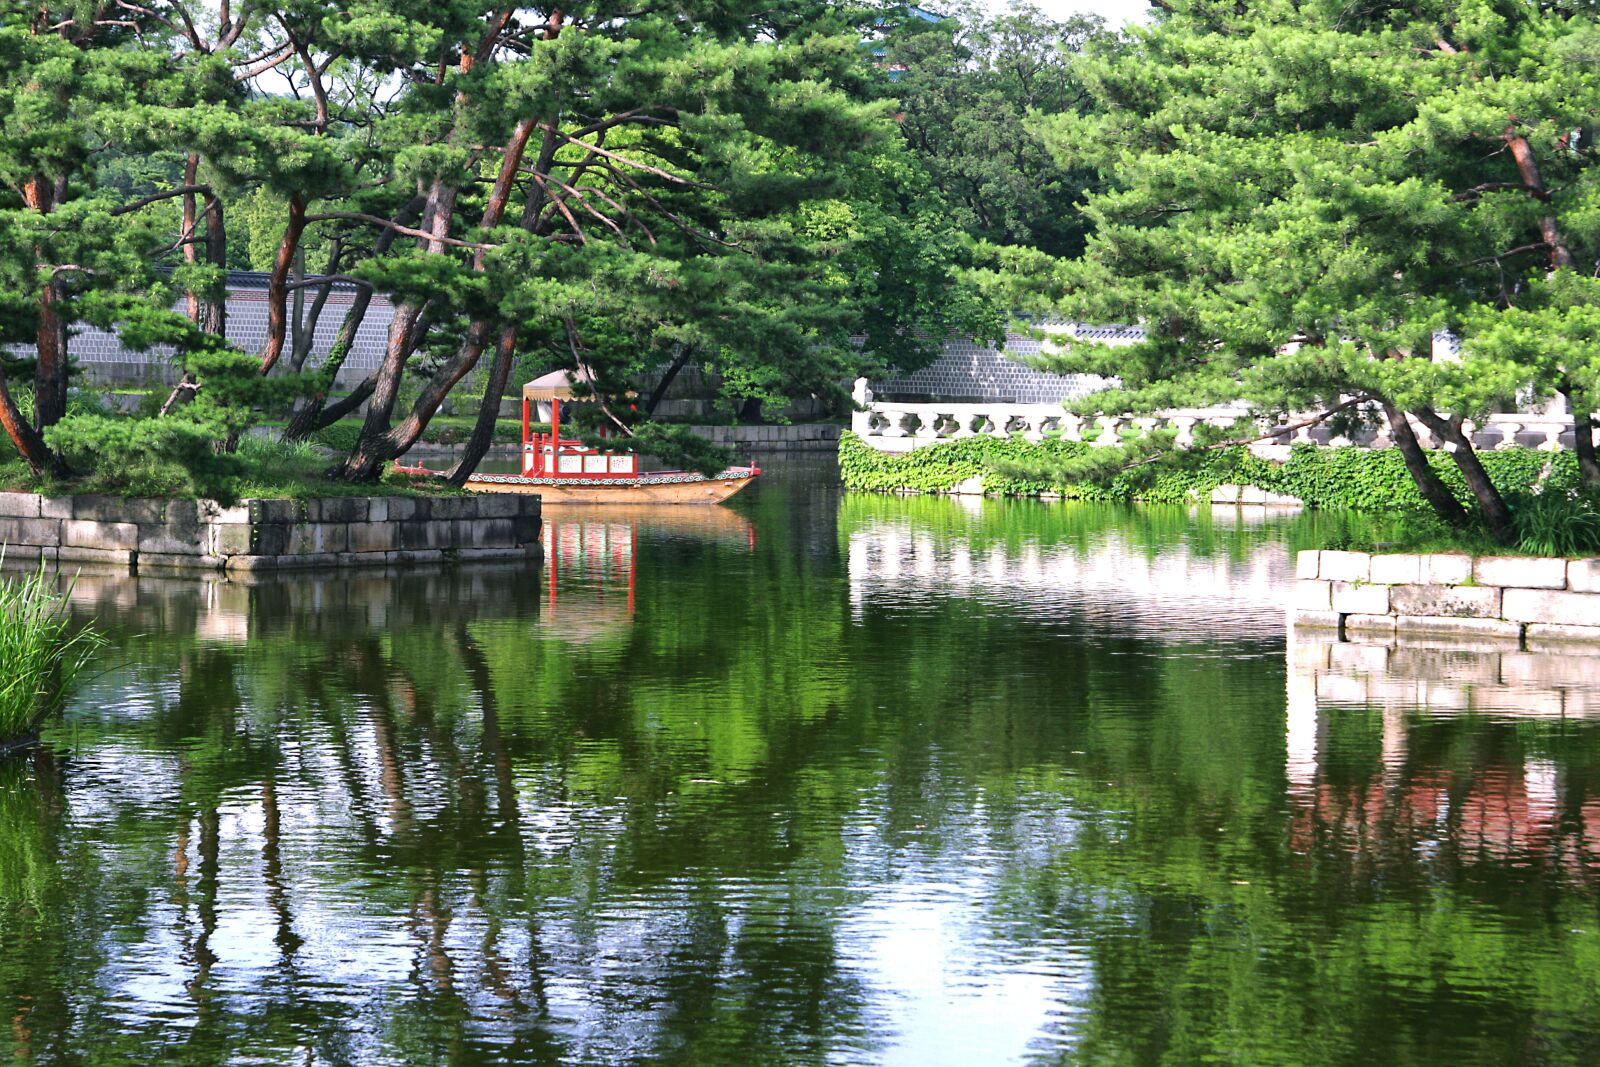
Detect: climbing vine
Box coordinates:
(838, 432, 1577, 513)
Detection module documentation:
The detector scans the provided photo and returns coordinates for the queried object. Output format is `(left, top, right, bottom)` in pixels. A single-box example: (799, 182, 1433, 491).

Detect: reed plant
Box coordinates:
(0, 562, 100, 750)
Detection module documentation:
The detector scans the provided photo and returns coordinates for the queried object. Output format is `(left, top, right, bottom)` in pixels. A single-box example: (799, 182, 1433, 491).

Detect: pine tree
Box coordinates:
(1032, 0, 1600, 543)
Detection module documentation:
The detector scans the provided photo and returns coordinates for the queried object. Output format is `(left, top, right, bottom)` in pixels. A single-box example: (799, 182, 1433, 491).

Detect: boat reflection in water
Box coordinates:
(1287, 624, 1600, 880)
(539, 505, 756, 633)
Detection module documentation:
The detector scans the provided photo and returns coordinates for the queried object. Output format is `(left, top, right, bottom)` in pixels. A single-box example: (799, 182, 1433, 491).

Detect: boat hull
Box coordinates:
(461, 468, 759, 505)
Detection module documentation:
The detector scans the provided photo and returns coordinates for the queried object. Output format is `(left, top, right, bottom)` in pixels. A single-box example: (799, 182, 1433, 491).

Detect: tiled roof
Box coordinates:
(868, 324, 1131, 404)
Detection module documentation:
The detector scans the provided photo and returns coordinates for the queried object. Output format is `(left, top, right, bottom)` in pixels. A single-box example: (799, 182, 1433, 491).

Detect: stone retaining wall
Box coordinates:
(0, 492, 541, 573)
(1294, 550, 1600, 647)
(687, 423, 843, 453)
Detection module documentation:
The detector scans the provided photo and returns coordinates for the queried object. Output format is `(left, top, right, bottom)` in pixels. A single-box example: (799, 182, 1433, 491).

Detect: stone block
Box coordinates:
(162, 500, 203, 525)
(512, 514, 540, 544)
(348, 522, 399, 554)
(468, 518, 515, 548)
(1503, 588, 1600, 627)
(39, 496, 71, 519)
(1343, 613, 1397, 638)
(248, 499, 298, 525)
(1388, 583, 1502, 619)
(1525, 623, 1600, 650)
(0, 493, 40, 518)
(399, 519, 454, 551)
(1238, 485, 1266, 504)
(474, 494, 520, 519)
(137, 522, 206, 556)
(387, 549, 445, 566)
(72, 495, 163, 524)
(311, 497, 368, 524)
(139, 552, 225, 571)
(386, 497, 431, 521)
(0, 517, 61, 548)
(1395, 615, 1524, 642)
(1319, 551, 1371, 583)
(252, 523, 291, 557)
(288, 523, 348, 556)
(1567, 559, 1600, 594)
(1331, 581, 1389, 615)
(56, 546, 134, 567)
(212, 523, 252, 556)
(460, 546, 541, 562)
(1296, 551, 1320, 580)
(1423, 554, 1473, 585)
(272, 552, 342, 571)
(63, 519, 137, 550)
(1474, 555, 1568, 589)
(0, 544, 55, 562)
(429, 497, 473, 520)
(1369, 554, 1423, 585)
(1293, 579, 1332, 612)
(367, 497, 388, 523)
(201, 501, 250, 524)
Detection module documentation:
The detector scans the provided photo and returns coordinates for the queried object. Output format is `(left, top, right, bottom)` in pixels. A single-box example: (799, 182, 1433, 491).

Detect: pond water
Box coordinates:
(4, 464, 1600, 1065)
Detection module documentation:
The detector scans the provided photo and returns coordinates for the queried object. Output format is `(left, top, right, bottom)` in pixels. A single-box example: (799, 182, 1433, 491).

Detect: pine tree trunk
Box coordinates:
(1561, 385, 1600, 489)
(33, 281, 67, 431)
(446, 326, 518, 486)
(201, 194, 228, 336)
(335, 300, 428, 480)
(0, 366, 63, 478)
(22, 176, 68, 434)
(1382, 401, 1469, 527)
(341, 319, 494, 482)
(645, 347, 692, 415)
(257, 193, 308, 375)
(1411, 408, 1517, 544)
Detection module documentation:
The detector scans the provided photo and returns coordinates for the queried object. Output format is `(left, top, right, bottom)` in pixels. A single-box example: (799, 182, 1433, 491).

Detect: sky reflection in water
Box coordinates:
(2, 466, 1599, 1065)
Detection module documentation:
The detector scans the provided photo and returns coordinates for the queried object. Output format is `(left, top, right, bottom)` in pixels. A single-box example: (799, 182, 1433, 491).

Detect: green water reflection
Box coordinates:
(2, 467, 1599, 1064)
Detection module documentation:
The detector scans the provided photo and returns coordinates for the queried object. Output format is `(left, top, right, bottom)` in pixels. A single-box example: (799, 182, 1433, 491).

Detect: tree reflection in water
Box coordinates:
(1, 480, 1599, 1064)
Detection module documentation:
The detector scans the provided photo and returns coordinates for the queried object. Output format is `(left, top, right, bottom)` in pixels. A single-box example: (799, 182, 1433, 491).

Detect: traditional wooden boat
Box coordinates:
(395, 373, 761, 505)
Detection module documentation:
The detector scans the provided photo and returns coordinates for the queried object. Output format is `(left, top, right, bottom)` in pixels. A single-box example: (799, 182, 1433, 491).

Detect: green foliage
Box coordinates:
(617, 422, 736, 477)
(1508, 490, 1600, 557)
(0, 563, 100, 745)
(879, 2, 1106, 258)
(840, 433, 1600, 554)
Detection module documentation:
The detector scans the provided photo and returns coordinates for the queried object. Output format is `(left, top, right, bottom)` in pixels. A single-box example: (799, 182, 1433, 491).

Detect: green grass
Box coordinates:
(0, 563, 101, 748)
(228, 436, 469, 499)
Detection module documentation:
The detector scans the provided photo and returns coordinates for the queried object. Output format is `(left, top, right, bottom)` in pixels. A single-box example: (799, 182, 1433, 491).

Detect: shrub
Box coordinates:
(1509, 490, 1600, 557)
(0, 564, 101, 748)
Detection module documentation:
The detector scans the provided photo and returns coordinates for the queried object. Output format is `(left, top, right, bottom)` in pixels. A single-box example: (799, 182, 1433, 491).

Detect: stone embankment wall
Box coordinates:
(688, 423, 842, 453)
(1294, 550, 1600, 647)
(0, 493, 541, 574)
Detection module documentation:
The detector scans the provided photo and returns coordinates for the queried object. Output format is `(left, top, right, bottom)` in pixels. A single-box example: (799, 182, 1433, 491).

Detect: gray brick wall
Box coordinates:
(18, 271, 395, 385)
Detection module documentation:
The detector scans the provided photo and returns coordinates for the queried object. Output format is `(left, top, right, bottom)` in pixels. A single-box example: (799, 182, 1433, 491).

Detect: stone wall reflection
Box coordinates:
(1287, 625, 1600, 880)
(845, 503, 1295, 640)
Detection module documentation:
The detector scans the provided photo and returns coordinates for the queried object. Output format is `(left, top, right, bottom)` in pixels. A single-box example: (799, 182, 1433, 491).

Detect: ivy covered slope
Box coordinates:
(839, 432, 1570, 510)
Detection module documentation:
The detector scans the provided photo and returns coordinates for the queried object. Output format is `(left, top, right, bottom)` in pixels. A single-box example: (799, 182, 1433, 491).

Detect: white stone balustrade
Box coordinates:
(850, 379, 1583, 458)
